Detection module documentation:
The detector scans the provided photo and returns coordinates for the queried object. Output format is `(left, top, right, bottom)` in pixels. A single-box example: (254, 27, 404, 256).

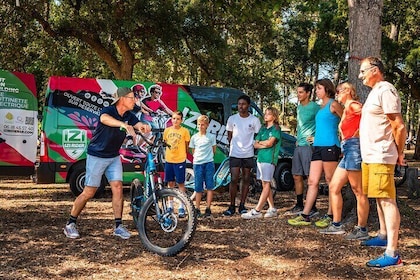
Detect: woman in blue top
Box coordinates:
(288, 79, 343, 227)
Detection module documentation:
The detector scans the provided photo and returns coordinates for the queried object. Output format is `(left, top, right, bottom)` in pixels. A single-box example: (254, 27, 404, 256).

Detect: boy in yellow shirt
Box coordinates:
(163, 110, 191, 217)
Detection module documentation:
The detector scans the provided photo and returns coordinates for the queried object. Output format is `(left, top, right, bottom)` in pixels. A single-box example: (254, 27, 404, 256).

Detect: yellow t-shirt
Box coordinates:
(163, 126, 191, 163)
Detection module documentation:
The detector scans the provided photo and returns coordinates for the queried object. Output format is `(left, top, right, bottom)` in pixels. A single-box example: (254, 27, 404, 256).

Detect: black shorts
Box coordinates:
(311, 145, 341, 162)
(229, 157, 254, 169)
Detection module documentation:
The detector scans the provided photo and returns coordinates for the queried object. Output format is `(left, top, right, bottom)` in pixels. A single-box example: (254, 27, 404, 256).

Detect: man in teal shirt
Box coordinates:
(285, 83, 320, 216)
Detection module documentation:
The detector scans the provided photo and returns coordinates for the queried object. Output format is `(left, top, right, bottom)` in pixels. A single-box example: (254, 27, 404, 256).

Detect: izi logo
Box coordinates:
(63, 129, 87, 160)
(182, 107, 228, 145)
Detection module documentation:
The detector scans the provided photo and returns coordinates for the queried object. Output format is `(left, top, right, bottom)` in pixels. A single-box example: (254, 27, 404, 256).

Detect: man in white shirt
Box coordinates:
(223, 95, 261, 216)
(359, 57, 407, 268)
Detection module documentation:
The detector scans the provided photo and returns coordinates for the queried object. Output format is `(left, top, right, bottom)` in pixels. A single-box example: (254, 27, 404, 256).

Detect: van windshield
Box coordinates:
(195, 101, 224, 124)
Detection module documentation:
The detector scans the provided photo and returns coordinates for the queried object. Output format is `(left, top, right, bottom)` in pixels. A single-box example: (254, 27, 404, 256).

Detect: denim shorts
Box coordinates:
(164, 161, 186, 183)
(338, 138, 362, 171)
(85, 154, 122, 187)
(194, 161, 215, 192)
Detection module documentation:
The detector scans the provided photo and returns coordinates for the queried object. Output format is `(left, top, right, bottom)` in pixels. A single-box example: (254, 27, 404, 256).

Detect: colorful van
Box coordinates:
(36, 76, 295, 195)
(0, 70, 38, 177)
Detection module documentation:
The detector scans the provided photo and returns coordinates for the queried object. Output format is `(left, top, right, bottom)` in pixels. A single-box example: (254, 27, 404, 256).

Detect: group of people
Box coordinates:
(63, 56, 407, 269)
(286, 57, 407, 268)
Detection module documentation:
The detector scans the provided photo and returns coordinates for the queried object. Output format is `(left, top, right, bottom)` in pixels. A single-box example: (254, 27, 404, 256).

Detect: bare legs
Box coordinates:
(255, 180, 275, 211)
(377, 198, 400, 252)
(303, 160, 337, 215)
(329, 167, 369, 226)
(70, 180, 124, 219)
(229, 167, 251, 206)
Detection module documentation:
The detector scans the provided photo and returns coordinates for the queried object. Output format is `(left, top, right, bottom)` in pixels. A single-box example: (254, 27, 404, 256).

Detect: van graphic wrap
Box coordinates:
(0, 70, 38, 176)
(63, 129, 87, 160)
(38, 76, 296, 194)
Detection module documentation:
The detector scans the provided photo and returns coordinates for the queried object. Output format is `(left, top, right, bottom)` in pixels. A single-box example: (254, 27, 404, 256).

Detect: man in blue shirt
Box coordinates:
(64, 87, 151, 240)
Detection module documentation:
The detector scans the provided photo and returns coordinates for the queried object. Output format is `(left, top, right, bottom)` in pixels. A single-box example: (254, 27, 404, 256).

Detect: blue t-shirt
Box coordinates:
(87, 105, 140, 158)
(313, 99, 340, 147)
(189, 132, 216, 165)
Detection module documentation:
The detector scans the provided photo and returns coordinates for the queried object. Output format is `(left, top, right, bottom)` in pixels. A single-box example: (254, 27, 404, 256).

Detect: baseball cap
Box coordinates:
(111, 87, 133, 105)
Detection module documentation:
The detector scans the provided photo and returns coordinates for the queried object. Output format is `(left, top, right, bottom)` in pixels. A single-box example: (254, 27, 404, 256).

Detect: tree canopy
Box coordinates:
(1, 0, 419, 144)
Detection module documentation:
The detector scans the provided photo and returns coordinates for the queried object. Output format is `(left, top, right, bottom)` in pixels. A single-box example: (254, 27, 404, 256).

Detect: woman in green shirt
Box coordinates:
(241, 107, 282, 219)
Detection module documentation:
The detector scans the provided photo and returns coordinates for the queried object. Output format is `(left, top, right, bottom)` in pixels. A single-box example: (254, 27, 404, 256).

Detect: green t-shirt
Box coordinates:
(255, 125, 282, 165)
(296, 101, 320, 146)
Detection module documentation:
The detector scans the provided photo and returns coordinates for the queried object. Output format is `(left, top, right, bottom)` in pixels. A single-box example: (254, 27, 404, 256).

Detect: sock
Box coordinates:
(385, 249, 397, 257)
(301, 213, 310, 221)
(239, 203, 245, 209)
(67, 215, 77, 225)
(115, 218, 122, 228)
(297, 194, 304, 207)
(332, 222, 341, 227)
(328, 214, 333, 219)
(378, 233, 387, 240)
(359, 226, 367, 232)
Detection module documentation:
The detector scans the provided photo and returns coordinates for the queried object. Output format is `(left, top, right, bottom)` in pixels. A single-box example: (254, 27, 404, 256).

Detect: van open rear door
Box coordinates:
(0, 70, 38, 176)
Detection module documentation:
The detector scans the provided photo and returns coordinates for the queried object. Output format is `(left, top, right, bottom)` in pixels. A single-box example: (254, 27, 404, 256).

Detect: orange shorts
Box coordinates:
(362, 162, 396, 199)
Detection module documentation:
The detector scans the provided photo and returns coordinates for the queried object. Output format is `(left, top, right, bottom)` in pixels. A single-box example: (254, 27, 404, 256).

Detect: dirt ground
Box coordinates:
(0, 172, 419, 280)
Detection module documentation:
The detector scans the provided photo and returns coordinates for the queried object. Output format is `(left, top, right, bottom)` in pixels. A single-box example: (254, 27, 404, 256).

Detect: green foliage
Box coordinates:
(0, 0, 419, 134)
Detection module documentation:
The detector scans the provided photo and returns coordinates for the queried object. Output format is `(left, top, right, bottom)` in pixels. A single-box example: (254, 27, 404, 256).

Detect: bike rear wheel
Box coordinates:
(137, 188, 197, 256)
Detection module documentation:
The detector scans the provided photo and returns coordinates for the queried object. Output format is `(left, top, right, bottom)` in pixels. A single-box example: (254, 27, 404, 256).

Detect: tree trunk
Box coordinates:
(347, 0, 383, 103)
(341, 0, 383, 222)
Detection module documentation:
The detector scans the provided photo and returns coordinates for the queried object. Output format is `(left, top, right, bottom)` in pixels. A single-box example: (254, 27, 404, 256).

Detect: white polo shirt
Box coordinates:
(360, 81, 401, 164)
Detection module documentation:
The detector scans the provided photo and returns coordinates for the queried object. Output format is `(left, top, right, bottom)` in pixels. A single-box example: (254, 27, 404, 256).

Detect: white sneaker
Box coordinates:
(241, 209, 262, 219)
(64, 223, 80, 239)
(264, 208, 278, 218)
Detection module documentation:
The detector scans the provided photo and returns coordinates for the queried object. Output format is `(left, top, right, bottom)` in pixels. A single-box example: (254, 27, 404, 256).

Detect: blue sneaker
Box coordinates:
(223, 205, 235, 217)
(178, 208, 186, 218)
(361, 236, 387, 247)
(366, 253, 403, 268)
(113, 224, 131, 239)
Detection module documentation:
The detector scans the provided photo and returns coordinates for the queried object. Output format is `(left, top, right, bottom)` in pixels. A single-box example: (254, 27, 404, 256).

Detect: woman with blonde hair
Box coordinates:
(319, 82, 369, 239)
(242, 107, 282, 219)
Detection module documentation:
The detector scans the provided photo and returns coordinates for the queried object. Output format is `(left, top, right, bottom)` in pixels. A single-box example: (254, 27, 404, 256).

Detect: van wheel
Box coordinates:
(69, 164, 106, 197)
(274, 162, 294, 191)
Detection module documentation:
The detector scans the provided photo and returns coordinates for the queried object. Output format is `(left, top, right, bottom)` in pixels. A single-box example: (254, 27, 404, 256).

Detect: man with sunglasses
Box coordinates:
(358, 57, 407, 268)
(64, 87, 151, 240)
(140, 84, 174, 129)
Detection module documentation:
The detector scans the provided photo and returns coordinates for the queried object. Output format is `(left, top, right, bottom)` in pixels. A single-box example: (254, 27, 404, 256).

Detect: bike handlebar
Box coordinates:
(120, 126, 170, 149)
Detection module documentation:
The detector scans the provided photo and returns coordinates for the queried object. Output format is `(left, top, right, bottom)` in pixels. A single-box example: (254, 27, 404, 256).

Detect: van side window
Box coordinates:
(195, 101, 224, 124)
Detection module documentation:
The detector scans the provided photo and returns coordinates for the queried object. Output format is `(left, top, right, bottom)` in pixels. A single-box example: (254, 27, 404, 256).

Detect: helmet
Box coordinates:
(132, 84, 146, 99)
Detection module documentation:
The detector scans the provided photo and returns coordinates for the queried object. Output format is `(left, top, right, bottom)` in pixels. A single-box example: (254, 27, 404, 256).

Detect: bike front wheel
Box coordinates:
(137, 188, 197, 256)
